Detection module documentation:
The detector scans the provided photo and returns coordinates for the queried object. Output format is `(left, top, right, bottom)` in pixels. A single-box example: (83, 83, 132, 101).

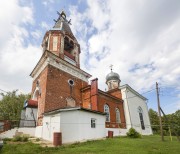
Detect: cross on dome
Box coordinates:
(109, 64, 113, 72)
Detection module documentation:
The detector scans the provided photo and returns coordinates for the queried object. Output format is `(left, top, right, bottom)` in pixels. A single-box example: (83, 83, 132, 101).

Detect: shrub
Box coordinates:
(12, 135, 29, 142)
(126, 128, 141, 138)
(21, 136, 28, 142)
(3, 138, 12, 141)
(12, 135, 22, 142)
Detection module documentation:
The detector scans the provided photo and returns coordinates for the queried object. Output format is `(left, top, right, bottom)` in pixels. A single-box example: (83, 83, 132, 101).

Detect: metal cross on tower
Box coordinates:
(109, 64, 113, 71)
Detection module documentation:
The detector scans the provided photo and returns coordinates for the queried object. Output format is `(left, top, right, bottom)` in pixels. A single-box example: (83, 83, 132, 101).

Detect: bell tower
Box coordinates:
(42, 11, 80, 68)
(30, 10, 91, 126)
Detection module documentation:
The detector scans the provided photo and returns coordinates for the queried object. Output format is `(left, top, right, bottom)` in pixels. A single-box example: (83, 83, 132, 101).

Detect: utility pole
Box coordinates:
(156, 82, 164, 141)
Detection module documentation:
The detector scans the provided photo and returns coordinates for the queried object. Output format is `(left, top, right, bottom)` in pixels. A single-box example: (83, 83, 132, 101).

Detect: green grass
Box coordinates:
(1, 135, 180, 154)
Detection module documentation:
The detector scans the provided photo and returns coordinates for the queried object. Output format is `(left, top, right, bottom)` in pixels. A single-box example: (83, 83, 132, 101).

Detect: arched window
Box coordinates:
(64, 37, 74, 53)
(104, 104, 110, 122)
(69, 40, 74, 50)
(32, 80, 41, 100)
(64, 37, 69, 51)
(138, 107, 145, 130)
(115, 108, 121, 123)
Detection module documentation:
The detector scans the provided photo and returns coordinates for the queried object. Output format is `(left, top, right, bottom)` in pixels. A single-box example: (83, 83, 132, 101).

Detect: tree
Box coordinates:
(149, 108, 180, 137)
(0, 90, 30, 120)
(149, 108, 159, 134)
(167, 110, 180, 136)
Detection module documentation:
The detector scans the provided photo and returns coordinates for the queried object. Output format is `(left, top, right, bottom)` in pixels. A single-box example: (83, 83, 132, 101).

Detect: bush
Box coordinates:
(12, 135, 22, 142)
(2, 138, 12, 142)
(12, 135, 29, 142)
(21, 136, 28, 142)
(126, 128, 141, 138)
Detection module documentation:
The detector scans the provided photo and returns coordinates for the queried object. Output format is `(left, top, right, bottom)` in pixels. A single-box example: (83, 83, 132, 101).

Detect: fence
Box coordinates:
(0, 119, 36, 133)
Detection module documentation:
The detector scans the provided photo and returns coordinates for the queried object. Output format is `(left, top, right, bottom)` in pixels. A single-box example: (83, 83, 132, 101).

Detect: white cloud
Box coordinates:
(87, 0, 110, 31)
(0, 0, 41, 93)
(31, 30, 42, 39)
(68, 0, 180, 93)
(1, 0, 179, 113)
(42, 0, 55, 6)
(41, 21, 50, 30)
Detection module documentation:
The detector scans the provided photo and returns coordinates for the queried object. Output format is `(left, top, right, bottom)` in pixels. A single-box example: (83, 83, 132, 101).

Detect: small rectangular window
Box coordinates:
(91, 118, 96, 128)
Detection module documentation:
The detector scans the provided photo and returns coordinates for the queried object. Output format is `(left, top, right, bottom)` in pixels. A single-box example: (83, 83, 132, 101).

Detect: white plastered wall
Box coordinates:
(42, 113, 60, 141)
(121, 86, 152, 135)
(105, 128, 128, 136)
(35, 113, 61, 141)
(35, 110, 106, 144)
(60, 110, 106, 144)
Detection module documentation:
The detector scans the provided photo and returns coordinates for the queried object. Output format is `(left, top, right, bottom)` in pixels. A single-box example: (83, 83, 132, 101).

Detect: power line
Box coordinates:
(160, 94, 179, 98)
(141, 88, 156, 94)
(124, 88, 156, 100)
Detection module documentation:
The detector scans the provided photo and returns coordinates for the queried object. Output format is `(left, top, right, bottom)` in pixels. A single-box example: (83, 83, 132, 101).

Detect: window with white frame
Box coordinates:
(91, 118, 96, 128)
(115, 108, 121, 123)
(138, 106, 145, 130)
(104, 104, 110, 122)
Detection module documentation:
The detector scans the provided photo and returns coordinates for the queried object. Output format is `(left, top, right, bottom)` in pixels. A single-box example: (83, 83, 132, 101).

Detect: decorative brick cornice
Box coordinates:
(30, 50, 91, 82)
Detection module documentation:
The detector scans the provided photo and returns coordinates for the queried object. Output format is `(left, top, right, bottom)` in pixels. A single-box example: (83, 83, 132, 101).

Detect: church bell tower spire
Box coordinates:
(41, 10, 81, 68)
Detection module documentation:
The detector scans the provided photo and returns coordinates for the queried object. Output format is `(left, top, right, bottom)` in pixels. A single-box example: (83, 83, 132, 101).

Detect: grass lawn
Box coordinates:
(1, 135, 180, 154)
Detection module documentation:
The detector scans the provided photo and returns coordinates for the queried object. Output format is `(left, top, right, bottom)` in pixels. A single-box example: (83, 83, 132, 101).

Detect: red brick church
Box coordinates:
(30, 10, 126, 130)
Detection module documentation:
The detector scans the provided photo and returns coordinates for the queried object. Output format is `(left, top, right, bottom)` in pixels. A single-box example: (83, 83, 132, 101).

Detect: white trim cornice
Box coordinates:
(30, 50, 91, 82)
(120, 84, 147, 101)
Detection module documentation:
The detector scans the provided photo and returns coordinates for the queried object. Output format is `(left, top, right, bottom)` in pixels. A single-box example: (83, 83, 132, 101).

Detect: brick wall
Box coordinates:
(44, 65, 88, 112)
(31, 67, 48, 126)
(97, 93, 126, 128)
(107, 88, 122, 99)
(81, 87, 126, 128)
(81, 87, 91, 109)
(32, 64, 88, 126)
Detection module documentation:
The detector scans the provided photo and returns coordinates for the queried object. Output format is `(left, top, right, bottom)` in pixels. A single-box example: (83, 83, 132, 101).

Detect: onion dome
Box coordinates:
(106, 70, 120, 83)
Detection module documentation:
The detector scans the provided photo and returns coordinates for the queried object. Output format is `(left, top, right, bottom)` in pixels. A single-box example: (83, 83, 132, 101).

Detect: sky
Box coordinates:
(0, 0, 180, 114)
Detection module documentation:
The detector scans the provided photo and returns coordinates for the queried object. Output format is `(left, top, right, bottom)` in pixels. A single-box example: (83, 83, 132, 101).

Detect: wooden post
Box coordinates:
(168, 126, 172, 141)
(156, 82, 164, 141)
